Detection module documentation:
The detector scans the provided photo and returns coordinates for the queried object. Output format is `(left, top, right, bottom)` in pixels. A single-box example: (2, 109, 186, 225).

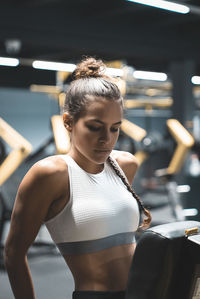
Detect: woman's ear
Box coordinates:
(63, 112, 73, 132)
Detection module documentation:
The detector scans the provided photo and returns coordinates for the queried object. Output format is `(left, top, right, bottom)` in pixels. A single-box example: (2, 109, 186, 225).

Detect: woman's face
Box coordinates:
(66, 97, 123, 168)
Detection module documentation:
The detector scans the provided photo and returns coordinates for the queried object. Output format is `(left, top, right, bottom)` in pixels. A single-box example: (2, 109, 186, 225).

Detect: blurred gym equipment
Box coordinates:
(0, 137, 6, 165)
(29, 73, 71, 156)
(51, 114, 70, 154)
(120, 117, 195, 173)
(0, 118, 32, 268)
(121, 119, 148, 166)
(0, 117, 32, 186)
(124, 98, 173, 110)
(126, 221, 200, 299)
(120, 115, 198, 223)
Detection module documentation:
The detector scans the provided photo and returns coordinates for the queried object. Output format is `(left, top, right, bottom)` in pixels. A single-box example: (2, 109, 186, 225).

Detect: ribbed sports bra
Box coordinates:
(45, 155, 140, 255)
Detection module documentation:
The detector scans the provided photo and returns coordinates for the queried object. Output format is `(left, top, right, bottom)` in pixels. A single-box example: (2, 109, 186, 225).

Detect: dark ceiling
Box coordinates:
(0, 0, 200, 88)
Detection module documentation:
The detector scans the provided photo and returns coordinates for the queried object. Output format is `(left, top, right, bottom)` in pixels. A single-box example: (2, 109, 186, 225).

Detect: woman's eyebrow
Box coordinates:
(89, 119, 122, 125)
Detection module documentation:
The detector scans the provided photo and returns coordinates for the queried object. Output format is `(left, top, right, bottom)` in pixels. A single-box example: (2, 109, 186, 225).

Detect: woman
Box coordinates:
(4, 57, 151, 299)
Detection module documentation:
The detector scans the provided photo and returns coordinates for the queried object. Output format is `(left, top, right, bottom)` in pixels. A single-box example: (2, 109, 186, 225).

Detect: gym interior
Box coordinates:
(1, 1, 200, 298)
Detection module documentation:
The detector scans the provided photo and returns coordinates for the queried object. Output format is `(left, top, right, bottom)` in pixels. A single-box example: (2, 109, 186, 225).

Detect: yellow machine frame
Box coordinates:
(51, 115, 71, 154)
(0, 118, 32, 186)
(121, 118, 195, 176)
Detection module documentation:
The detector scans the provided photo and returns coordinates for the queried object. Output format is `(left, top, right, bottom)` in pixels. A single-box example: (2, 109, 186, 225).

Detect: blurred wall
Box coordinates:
(0, 87, 59, 151)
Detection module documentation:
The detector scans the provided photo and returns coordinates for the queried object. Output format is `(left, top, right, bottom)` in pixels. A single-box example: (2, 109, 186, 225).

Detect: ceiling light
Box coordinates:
(32, 60, 76, 72)
(0, 57, 19, 67)
(133, 70, 167, 81)
(191, 76, 200, 85)
(183, 208, 198, 217)
(105, 67, 124, 77)
(127, 0, 190, 14)
(176, 185, 190, 193)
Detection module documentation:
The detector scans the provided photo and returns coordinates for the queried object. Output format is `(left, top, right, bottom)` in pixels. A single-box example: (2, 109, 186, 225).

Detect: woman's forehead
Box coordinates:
(85, 97, 122, 111)
(82, 99, 123, 120)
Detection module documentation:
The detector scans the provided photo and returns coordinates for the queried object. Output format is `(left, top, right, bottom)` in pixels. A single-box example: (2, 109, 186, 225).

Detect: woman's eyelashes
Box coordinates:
(87, 125, 120, 132)
(110, 127, 120, 132)
(87, 125, 101, 131)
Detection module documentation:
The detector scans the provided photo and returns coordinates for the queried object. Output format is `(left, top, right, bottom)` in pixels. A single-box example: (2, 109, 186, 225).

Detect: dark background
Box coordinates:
(0, 0, 200, 87)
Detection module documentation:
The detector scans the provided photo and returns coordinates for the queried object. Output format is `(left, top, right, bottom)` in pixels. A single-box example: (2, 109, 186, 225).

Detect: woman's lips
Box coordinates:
(94, 149, 111, 153)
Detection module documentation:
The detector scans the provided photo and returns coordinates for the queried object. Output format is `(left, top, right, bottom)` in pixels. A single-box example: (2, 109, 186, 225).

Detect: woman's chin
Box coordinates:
(93, 150, 111, 160)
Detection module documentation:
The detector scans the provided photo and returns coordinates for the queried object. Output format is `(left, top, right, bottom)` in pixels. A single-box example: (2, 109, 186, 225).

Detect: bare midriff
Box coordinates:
(63, 243, 136, 291)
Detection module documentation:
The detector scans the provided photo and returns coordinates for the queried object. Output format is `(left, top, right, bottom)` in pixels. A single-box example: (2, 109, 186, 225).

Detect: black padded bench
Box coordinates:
(126, 221, 200, 299)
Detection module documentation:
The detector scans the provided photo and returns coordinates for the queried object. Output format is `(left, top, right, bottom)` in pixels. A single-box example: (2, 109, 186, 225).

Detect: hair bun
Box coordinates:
(73, 57, 106, 80)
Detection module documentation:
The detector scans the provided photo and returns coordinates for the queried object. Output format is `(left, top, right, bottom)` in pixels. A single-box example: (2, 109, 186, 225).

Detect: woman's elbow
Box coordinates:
(3, 242, 25, 269)
(4, 246, 12, 270)
(4, 243, 15, 268)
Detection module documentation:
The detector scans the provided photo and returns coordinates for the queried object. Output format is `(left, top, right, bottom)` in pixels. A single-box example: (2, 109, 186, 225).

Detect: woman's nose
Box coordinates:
(99, 129, 111, 143)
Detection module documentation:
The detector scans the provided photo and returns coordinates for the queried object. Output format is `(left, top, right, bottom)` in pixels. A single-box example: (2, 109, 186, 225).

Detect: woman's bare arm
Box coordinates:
(4, 156, 68, 299)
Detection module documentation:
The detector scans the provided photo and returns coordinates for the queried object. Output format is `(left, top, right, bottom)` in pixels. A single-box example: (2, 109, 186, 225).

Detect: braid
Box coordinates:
(107, 156, 152, 229)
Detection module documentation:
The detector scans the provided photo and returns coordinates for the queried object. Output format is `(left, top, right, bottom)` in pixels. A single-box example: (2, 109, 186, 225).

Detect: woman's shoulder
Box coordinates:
(33, 154, 68, 173)
(19, 155, 69, 196)
(110, 150, 138, 184)
(111, 150, 138, 167)
(28, 155, 68, 179)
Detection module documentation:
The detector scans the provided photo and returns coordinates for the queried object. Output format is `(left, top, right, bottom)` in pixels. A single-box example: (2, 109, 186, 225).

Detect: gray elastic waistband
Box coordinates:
(57, 231, 136, 255)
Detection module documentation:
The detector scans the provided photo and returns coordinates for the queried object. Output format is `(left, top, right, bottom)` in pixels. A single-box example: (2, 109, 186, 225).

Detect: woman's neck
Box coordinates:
(68, 151, 105, 174)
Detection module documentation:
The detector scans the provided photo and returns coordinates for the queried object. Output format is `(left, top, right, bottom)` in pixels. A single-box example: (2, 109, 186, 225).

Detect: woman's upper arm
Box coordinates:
(111, 150, 139, 185)
(5, 158, 67, 257)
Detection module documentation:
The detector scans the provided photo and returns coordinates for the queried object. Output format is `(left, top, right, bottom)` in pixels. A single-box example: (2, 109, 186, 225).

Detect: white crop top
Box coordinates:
(45, 155, 140, 255)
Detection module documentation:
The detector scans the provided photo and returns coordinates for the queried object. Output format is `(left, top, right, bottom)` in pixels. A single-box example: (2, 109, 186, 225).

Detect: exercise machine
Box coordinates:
(0, 118, 32, 268)
(120, 115, 196, 223)
(0, 117, 32, 186)
(126, 220, 200, 299)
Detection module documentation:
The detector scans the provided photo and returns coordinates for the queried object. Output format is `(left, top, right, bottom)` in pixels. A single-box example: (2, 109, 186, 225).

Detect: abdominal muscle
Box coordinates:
(63, 243, 136, 291)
